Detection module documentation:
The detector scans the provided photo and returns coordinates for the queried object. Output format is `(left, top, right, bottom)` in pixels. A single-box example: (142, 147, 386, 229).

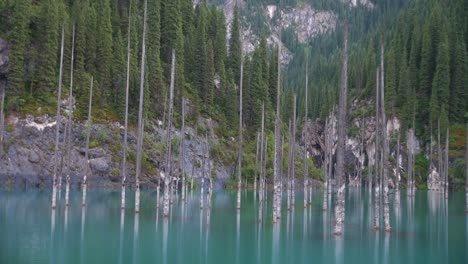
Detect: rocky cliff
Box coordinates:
(0, 111, 233, 190)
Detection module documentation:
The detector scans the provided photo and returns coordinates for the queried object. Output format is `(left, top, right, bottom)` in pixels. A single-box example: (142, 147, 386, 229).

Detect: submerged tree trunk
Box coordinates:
(200, 134, 207, 209)
(121, 0, 133, 210)
(380, 40, 391, 232)
(303, 56, 309, 208)
(323, 118, 330, 211)
(237, 59, 244, 210)
(395, 129, 401, 205)
(438, 119, 442, 191)
(287, 119, 292, 211)
(52, 27, 65, 210)
(258, 103, 265, 222)
(65, 24, 76, 208)
(82, 77, 93, 207)
(135, 0, 148, 214)
(407, 129, 414, 197)
(291, 94, 297, 207)
(181, 98, 186, 202)
(445, 128, 449, 199)
(273, 27, 282, 224)
(465, 122, 467, 212)
(374, 68, 381, 230)
(163, 50, 176, 217)
(333, 21, 349, 236)
(0, 84, 4, 158)
(254, 132, 260, 193)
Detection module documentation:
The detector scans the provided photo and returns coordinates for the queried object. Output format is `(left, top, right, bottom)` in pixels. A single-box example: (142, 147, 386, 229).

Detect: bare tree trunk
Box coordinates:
(407, 129, 413, 197)
(52, 27, 65, 210)
(121, 0, 133, 210)
(135, 0, 148, 214)
(438, 119, 442, 191)
(0, 84, 4, 158)
(465, 122, 467, 212)
(323, 118, 329, 211)
(374, 68, 380, 230)
(291, 94, 297, 207)
(380, 40, 391, 232)
(445, 128, 449, 199)
(258, 103, 265, 222)
(304, 57, 309, 208)
(163, 49, 176, 216)
(395, 129, 401, 205)
(287, 120, 292, 211)
(237, 59, 244, 210)
(200, 135, 206, 209)
(65, 24, 76, 207)
(82, 77, 93, 207)
(181, 98, 186, 202)
(333, 21, 349, 235)
(273, 30, 282, 224)
(254, 132, 260, 192)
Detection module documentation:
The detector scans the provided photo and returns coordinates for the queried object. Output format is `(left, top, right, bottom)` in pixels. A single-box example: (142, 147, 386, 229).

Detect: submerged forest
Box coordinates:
(0, 0, 467, 263)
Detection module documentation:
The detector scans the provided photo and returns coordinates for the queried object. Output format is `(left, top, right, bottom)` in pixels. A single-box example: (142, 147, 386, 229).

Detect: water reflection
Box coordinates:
(119, 210, 125, 264)
(132, 213, 139, 264)
(80, 206, 86, 264)
(1, 190, 468, 264)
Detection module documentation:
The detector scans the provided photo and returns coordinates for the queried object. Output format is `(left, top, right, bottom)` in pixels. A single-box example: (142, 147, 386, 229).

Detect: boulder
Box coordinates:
(89, 157, 109, 174)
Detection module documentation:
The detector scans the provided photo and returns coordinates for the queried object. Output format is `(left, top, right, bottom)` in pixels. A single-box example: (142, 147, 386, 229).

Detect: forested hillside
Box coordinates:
(0, 0, 467, 183)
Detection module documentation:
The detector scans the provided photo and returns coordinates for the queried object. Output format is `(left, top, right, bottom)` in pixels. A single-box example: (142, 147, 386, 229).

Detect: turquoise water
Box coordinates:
(0, 188, 467, 263)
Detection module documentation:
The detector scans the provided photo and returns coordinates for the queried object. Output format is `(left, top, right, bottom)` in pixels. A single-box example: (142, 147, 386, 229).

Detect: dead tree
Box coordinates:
(163, 50, 176, 216)
(303, 57, 309, 208)
(121, 0, 133, 210)
(254, 132, 260, 192)
(273, 26, 282, 224)
(82, 77, 93, 207)
(52, 27, 65, 210)
(135, 0, 148, 214)
(291, 94, 297, 206)
(444, 128, 449, 199)
(236, 58, 244, 210)
(395, 129, 401, 205)
(438, 119, 442, 189)
(322, 117, 329, 211)
(333, 21, 349, 235)
(0, 80, 5, 157)
(380, 39, 391, 232)
(259, 103, 265, 203)
(65, 24, 76, 207)
(180, 97, 186, 202)
(287, 119, 292, 210)
(374, 68, 381, 229)
(465, 122, 468, 212)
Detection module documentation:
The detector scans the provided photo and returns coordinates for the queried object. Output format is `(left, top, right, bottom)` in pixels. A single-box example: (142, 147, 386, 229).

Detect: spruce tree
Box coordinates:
(269, 46, 279, 108)
(34, 0, 59, 97)
(96, 0, 113, 106)
(8, 0, 30, 98)
(228, 5, 242, 86)
(432, 30, 450, 118)
(161, 0, 184, 108)
(147, 0, 164, 118)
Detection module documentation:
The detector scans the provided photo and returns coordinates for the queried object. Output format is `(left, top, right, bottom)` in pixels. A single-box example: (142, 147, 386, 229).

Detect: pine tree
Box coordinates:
(449, 36, 467, 122)
(214, 9, 227, 76)
(147, 0, 164, 118)
(432, 29, 450, 119)
(192, 4, 208, 110)
(269, 46, 279, 108)
(228, 5, 242, 86)
(96, 0, 113, 106)
(85, 2, 97, 75)
(8, 0, 30, 98)
(161, 0, 184, 107)
(73, 0, 87, 99)
(34, 0, 59, 97)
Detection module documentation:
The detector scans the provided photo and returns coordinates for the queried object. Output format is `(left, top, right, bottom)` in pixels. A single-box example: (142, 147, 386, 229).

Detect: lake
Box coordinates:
(0, 188, 467, 263)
